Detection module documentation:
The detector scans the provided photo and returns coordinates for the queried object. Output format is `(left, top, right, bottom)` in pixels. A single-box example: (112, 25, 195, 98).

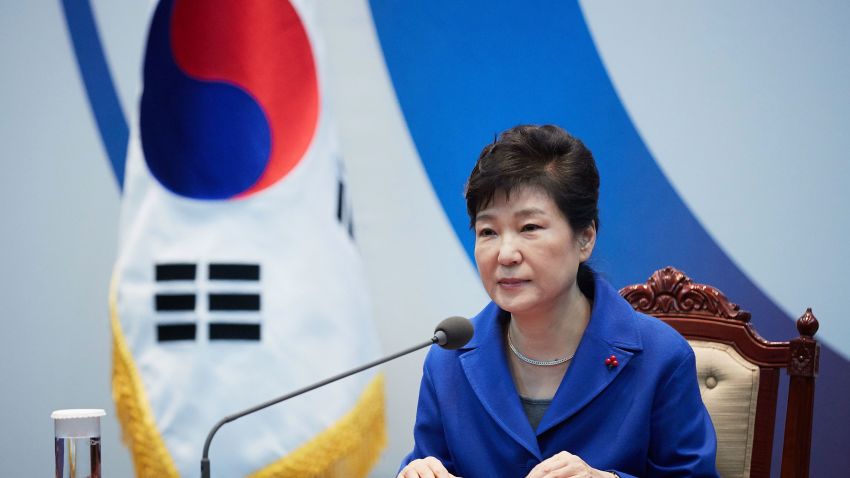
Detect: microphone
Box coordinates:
(200, 316, 473, 478)
(432, 315, 474, 349)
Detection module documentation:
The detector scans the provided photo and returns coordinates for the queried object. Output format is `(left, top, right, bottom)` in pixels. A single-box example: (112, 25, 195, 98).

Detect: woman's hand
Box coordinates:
(397, 456, 459, 478)
(525, 451, 615, 478)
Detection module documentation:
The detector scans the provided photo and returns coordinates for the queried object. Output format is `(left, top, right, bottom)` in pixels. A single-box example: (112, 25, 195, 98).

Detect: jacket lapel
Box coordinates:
(458, 277, 643, 453)
(537, 277, 643, 435)
(459, 303, 541, 459)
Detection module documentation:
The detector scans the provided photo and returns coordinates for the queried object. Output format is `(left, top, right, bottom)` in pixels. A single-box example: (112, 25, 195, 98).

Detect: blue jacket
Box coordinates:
(401, 276, 718, 477)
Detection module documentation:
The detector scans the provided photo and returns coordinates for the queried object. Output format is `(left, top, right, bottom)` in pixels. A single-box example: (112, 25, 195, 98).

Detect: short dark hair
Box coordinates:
(465, 124, 599, 233)
(464, 125, 601, 297)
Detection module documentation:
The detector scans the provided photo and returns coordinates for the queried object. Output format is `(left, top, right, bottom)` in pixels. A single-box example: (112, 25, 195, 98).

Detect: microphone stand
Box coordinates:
(200, 334, 444, 478)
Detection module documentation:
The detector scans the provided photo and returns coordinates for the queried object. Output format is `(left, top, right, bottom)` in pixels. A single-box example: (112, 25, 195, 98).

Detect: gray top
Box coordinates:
(519, 396, 553, 431)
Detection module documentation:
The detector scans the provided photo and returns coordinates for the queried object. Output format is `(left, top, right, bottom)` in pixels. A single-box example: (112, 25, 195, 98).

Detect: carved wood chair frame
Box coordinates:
(620, 266, 819, 478)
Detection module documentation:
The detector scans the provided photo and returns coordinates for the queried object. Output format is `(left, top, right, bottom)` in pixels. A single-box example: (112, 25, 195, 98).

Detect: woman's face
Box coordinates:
(473, 186, 595, 318)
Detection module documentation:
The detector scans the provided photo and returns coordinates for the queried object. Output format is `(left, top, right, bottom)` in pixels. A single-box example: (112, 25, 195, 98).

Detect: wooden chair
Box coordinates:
(619, 266, 819, 478)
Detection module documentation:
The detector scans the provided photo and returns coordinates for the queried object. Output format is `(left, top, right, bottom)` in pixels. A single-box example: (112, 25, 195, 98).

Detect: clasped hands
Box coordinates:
(397, 451, 617, 478)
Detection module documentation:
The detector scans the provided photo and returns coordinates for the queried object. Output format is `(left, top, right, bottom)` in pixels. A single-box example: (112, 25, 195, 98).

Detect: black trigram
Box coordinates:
(337, 178, 354, 238)
(154, 263, 262, 342)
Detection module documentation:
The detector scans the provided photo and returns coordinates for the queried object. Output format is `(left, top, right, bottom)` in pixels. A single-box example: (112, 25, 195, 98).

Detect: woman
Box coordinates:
(398, 125, 718, 478)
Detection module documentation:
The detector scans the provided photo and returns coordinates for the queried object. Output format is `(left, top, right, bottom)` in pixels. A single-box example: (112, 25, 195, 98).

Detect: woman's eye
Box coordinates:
(477, 228, 496, 237)
(521, 224, 541, 232)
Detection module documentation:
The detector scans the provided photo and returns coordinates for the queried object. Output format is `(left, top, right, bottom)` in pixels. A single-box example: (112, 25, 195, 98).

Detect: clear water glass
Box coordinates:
(52, 409, 105, 478)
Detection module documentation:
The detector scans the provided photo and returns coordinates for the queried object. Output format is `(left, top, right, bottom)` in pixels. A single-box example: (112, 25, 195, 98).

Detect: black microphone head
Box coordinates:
(433, 316, 474, 350)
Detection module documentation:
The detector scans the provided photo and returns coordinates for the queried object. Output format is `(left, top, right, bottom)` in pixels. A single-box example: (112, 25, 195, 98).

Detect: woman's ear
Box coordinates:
(577, 225, 597, 262)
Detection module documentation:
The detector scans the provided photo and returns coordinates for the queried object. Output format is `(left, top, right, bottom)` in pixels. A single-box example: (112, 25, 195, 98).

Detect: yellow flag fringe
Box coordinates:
(110, 274, 387, 477)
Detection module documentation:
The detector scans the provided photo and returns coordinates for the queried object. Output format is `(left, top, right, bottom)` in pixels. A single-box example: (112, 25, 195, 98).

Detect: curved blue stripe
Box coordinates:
(369, 0, 849, 474)
(60, 0, 128, 190)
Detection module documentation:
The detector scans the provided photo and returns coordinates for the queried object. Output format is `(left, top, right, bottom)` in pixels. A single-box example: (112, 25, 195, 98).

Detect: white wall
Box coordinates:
(0, 2, 127, 476)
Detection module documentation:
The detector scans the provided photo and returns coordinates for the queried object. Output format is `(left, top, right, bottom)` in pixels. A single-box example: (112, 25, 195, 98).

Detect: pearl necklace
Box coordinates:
(507, 330, 575, 366)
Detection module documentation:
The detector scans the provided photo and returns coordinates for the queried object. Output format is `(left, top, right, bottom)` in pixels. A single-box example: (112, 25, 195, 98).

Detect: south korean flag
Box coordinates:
(110, 0, 385, 476)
